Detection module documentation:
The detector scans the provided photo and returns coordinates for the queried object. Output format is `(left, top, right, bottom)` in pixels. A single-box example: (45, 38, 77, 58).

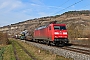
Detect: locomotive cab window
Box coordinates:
(54, 26, 66, 30)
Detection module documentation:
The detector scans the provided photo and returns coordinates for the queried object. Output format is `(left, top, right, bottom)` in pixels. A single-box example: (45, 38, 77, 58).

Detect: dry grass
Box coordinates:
(13, 41, 32, 60)
(3, 40, 32, 60)
(0, 32, 9, 45)
(70, 39, 90, 45)
(16, 39, 73, 60)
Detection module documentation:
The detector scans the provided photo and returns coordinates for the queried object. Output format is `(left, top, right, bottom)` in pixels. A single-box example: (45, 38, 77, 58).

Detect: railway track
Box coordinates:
(27, 40, 90, 55)
(12, 41, 37, 60)
(61, 46, 90, 55)
(56, 43, 90, 55)
(26, 40, 90, 60)
(72, 44, 90, 48)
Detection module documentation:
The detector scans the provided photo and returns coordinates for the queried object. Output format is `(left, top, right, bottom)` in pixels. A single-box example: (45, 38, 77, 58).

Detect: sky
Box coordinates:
(0, 0, 90, 27)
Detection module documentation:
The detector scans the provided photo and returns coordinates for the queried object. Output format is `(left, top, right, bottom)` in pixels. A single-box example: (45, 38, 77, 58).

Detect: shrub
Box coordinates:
(0, 32, 9, 45)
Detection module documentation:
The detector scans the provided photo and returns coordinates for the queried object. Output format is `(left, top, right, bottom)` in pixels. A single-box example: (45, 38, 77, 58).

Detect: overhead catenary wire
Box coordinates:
(53, 0, 84, 15)
(35, 0, 70, 27)
(37, 0, 85, 27)
(56, 0, 70, 8)
(63, 3, 90, 20)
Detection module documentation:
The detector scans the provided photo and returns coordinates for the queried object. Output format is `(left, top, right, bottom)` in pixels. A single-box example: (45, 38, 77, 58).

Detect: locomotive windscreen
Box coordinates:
(54, 26, 66, 30)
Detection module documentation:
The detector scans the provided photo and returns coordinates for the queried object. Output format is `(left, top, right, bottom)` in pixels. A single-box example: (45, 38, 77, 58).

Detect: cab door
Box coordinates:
(48, 26, 52, 40)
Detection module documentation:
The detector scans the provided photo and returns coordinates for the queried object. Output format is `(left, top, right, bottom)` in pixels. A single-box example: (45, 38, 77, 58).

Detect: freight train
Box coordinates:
(18, 21, 69, 46)
(33, 21, 69, 46)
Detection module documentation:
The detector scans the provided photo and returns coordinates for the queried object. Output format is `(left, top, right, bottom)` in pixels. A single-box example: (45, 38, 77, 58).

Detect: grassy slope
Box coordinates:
(13, 41, 32, 60)
(2, 39, 73, 60)
(3, 45, 15, 60)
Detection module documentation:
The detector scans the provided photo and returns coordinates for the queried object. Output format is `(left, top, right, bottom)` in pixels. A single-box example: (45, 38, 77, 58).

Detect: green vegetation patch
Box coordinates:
(0, 47, 4, 60)
(3, 45, 15, 60)
(13, 41, 32, 60)
(3, 40, 32, 60)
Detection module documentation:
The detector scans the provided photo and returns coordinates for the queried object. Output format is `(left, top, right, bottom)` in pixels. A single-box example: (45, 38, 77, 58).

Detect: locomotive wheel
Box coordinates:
(55, 43, 59, 46)
(47, 41, 51, 46)
(32, 38, 35, 42)
(55, 42, 65, 47)
(59, 42, 65, 47)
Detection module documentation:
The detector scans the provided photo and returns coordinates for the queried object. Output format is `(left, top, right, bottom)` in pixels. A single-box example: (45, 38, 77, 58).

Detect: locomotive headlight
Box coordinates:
(63, 32, 67, 34)
(54, 32, 59, 34)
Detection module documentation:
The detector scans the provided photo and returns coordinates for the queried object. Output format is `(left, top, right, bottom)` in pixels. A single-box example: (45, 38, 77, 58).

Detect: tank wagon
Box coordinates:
(33, 21, 69, 46)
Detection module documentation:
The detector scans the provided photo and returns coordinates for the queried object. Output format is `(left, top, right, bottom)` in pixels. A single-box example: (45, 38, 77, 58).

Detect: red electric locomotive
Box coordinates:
(33, 21, 69, 46)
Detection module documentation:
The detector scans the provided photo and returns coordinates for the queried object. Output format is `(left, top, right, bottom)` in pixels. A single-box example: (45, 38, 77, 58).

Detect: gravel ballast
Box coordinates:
(26, 41, 90, 60)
